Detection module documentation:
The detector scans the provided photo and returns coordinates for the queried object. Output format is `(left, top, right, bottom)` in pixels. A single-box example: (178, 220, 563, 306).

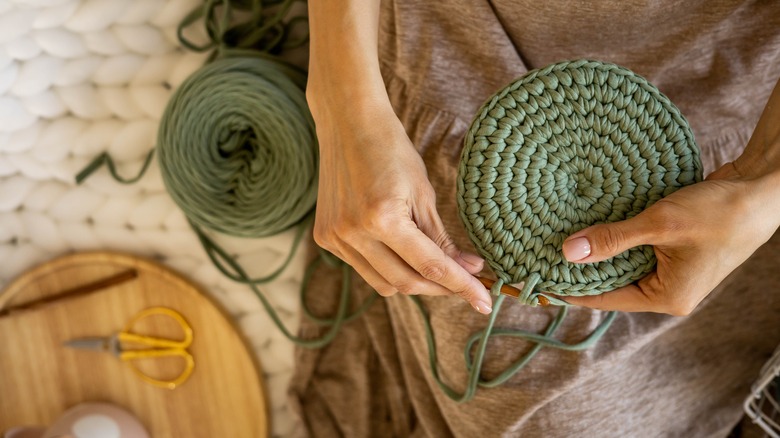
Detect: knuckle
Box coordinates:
(598, 226, 626, 255)
(312, 229, 325, 247)
(418, 260, 447, 282)
(333, 221, 360, 245)
(314, 215, 360, 246)
(305, 87, 316, 103)
(431, 230, 455, 252)
(363, 199, 405, 235)
(391, 280, 422, 296)
(650, 202, 688, 241)
(312, 226, 332, 249)
(450, 286, 472, 299)
(366, 215, 392, 236)
(374, 285, 397, 297)
(444, 276, 475, 299)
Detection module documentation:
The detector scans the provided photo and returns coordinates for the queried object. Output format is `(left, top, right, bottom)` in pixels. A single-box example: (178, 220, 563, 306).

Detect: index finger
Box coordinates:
(380, 222, 493, 312)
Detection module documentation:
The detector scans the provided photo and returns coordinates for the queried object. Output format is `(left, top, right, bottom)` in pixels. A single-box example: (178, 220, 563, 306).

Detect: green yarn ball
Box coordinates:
(157, 57, 318, 238)
(457, 60, 703, 303)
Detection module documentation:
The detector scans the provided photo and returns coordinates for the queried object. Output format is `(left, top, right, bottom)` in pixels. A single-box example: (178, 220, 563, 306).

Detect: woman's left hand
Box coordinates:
(562, 78, 780, 315)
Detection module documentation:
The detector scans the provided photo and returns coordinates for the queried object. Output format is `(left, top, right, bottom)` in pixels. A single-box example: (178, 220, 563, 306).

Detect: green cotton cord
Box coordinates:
(177, 0, 309, 62)
(415, 277, 616, 401)
(75, 151, 155, 185)
(300, 255, 379, 326)
(190, 217, 358, 348)
(464, 309, 618, 389)
(194, 211, 313, 286)
(412, 293, 505, 402)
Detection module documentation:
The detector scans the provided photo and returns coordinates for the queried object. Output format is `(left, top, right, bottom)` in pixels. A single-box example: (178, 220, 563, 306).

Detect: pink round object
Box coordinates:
(43, 403, 149, 438)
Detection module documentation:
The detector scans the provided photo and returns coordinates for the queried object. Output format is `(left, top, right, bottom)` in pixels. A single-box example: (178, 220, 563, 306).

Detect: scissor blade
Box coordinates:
(63, 337, 112, 352)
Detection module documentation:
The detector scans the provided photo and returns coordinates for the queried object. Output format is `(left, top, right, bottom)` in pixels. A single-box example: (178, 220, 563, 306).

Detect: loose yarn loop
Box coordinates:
(414, 277, 618, 401)
(177, 0, 310, 61)
(157, 56, 317, 238)
(457, 60, 703, 304)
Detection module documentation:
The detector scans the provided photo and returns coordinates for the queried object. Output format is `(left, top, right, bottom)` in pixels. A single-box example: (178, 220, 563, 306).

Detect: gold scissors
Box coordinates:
(64, 307, 195, 390)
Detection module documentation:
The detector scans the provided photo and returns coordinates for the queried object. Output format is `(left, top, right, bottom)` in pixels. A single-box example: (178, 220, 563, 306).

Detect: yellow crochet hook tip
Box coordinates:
(475, 277, 550, 306)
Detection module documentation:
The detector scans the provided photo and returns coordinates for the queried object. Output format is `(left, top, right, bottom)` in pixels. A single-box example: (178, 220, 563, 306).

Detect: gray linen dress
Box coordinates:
(290, 1, 780, 436)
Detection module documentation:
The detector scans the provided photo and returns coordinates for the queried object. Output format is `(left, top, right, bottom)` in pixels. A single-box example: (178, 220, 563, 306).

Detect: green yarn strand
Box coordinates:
(177, 0, 309, 59)
(75, 151, 155, 185)
(300, 256, 379, 326)
(192, 215, 311, 285)
(190, 217, 367, 349)
(463, 310, 618, 388)
(416, 276, 616, 401)
(412, 293, 505, 403)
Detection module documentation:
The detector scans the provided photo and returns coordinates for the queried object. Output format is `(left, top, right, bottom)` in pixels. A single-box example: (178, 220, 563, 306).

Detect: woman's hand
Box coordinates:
(308, 97, 493, 314)
(305, 0, 492, 314)
(561, 165, 779, 315)
(562, 78, 780, 315)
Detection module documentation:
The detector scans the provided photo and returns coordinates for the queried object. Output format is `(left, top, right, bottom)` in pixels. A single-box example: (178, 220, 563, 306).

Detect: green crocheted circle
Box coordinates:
(457, 60, 703, 304)
(157, 57, 318, 238)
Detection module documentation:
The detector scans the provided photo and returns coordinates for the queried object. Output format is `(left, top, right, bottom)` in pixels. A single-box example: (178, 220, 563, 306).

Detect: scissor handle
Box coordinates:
(120, 307, 193, 348)
(117, 306, 195, 389)
(120, 348, 190, 360)
(120, 349, 195, 390)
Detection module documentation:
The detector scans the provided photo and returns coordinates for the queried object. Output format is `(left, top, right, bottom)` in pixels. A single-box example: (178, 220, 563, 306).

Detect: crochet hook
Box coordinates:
(0, 269, 138, 319)
(476, 277, 550, 306)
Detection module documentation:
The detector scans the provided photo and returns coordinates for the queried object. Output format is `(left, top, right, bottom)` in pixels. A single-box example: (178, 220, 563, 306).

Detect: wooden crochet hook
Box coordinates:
(0, 269, 138, 319)
(476, 276, 550, 306)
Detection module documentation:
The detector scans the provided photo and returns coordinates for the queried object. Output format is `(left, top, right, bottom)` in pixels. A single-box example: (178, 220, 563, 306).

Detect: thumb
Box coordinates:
(563, 213, 653, 264)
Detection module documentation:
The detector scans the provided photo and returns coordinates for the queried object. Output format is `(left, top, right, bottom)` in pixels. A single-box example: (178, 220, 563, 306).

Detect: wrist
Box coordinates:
(733, 141, 780, 181)
(747, 171, 780, 231)
(735, 78, 780, 180)
(306, 0, 389, 129)
(307, 71, 390, 116)
(306, 67, 394, 130)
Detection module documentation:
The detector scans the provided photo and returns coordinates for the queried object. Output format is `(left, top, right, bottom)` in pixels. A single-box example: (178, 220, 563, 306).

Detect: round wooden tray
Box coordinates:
(0, 251, 268, 437)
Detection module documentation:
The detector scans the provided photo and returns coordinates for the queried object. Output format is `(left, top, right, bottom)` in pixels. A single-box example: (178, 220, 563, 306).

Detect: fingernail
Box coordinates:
(459, 252, 484, 269)
(473, 300, 493, 314)
(563, 237, 591, 261)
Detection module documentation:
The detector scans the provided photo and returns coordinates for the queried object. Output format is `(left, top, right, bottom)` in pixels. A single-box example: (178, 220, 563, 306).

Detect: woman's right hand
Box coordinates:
(305, 0, 491, 313)
(306, 91, 494, 314)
